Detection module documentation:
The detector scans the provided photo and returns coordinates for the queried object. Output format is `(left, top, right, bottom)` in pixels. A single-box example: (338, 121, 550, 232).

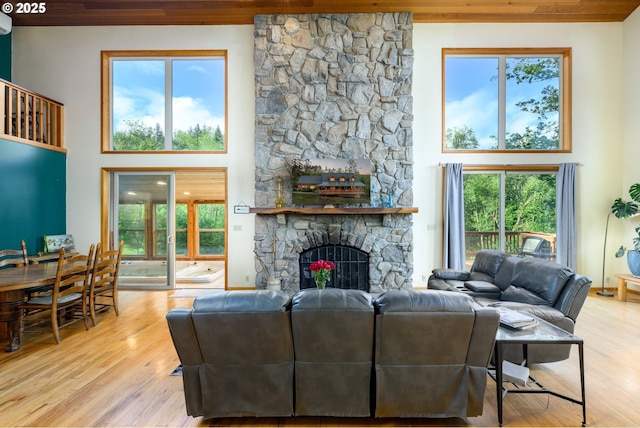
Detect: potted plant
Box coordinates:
(612, 183, 640, 276)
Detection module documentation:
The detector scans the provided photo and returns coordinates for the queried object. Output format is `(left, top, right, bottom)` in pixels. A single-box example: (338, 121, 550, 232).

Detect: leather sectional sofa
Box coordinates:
(166, 288, 500, 420)
(428, 250, 592, 363)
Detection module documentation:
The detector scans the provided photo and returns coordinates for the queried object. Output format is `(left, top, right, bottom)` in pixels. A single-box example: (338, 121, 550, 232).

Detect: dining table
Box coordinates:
(0, 262, 60, 352)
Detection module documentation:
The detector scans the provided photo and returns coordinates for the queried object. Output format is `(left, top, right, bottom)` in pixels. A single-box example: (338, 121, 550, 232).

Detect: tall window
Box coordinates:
(443, 48, 571, 152)
(197, 204, 225, 255)
(101, 50, 227, 153)
(463, 167, 557, 266)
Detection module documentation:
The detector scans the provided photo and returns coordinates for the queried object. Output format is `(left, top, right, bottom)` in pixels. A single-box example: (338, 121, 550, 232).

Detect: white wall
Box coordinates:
(11, 20, 628, 288)
(411, 22, 625, 286)
(622, 9, 640, 272)
(12, 25, 257, 287)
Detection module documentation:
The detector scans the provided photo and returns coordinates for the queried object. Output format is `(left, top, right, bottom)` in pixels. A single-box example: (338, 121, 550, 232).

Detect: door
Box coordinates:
(110, 172, 176, 289)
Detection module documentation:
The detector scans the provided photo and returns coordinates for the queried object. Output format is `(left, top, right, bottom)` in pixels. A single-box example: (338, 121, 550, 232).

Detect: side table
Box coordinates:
(491, 316, 586, 427)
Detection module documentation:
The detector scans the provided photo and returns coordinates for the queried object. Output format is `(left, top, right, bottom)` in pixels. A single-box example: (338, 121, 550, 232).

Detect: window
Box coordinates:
(118, 204, 146, 256)
(197, 204, 225, 255)
(463, 166, 557, 265)
(443, 48, 571, 152)
(101, 50, 227, 153)
(174, 202, 226, 259)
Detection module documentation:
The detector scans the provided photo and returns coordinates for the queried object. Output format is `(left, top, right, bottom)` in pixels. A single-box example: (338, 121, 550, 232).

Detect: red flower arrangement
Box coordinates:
(309, 259, 335, 289)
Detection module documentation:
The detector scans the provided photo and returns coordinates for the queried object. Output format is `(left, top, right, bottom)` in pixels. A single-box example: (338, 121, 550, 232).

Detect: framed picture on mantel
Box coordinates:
(290, 159, 371, 206)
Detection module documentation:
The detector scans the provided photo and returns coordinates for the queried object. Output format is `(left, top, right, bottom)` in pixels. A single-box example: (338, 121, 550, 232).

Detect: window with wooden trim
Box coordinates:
(101, 50, 227, 153)
(443, 48, 571, 152)
(174, 202, 225, 259)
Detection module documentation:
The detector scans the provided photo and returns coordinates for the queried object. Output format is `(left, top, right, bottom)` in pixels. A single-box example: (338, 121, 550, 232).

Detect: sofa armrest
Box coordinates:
(166, 308, 204, 417)
(466, 307, 500, 367)
(166, 308, 203, 367)
(431, 268, 470, 280)
(553, 274, 592, 321)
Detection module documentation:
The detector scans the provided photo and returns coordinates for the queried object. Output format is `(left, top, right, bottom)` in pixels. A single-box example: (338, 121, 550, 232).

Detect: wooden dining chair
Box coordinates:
(20, 245, 95, 344)
(0, 240, 28, 268)
(89, 240, 124, 326)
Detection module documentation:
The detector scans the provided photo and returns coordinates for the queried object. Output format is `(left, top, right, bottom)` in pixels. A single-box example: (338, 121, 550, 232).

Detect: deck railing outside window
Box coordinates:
(1, 78, 64, 150)
(465, 231, 556, 262)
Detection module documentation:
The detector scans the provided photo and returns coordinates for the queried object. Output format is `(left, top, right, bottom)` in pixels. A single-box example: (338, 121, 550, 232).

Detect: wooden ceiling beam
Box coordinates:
(9, 0, 640, 26)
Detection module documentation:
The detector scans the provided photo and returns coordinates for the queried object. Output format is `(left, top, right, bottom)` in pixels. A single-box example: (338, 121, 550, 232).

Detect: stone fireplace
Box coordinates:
(253, 13, 414, 292)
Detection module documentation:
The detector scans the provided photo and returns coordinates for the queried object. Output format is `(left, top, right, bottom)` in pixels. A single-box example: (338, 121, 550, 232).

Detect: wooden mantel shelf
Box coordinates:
(249, 207, 418, 215)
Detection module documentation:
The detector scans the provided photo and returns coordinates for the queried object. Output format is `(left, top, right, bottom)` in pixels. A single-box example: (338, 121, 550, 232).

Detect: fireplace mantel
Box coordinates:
(250, 207, 419, 215)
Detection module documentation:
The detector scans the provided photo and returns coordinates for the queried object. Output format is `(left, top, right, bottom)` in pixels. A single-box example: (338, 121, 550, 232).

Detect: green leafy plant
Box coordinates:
(612, 183, 640, 257)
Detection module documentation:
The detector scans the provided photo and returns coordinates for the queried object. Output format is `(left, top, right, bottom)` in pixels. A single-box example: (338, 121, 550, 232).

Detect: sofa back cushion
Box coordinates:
(190, 290, 295, 417)
(471, 250, 510, 279)
(493, 257, 520, 290)
(291, 289, 374, 417)
(501, 258, 574, 306)
(373, 290, 499, 418)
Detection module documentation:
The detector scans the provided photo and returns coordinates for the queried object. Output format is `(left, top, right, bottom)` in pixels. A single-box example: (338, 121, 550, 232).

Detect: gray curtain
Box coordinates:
(444, 163, 466, 270)
(556, 163, 577, 269)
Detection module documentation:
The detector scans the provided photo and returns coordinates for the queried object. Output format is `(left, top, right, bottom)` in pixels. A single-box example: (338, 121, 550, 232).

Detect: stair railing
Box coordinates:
(1, 78, 64, 150)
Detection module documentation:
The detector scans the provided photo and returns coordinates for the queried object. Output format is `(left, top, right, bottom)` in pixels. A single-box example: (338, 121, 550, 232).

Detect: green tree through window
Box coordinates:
(463, 171, 556, 260)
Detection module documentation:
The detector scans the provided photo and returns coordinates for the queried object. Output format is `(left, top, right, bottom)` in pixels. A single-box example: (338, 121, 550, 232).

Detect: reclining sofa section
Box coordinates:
(428, 250, 592, 363)
(166, 288, 500, 420)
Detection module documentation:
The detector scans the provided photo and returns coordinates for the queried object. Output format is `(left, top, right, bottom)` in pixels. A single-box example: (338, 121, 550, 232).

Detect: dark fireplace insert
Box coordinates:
(300, 245, 369, 291)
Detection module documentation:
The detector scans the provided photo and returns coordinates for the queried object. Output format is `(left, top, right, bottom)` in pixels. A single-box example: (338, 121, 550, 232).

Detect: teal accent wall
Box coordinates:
(0, 33, 10, 81)
(0, 139, 66, 254)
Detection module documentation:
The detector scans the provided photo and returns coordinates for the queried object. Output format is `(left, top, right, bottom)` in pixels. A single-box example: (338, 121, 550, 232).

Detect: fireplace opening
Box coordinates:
(300, 245, 369, 291)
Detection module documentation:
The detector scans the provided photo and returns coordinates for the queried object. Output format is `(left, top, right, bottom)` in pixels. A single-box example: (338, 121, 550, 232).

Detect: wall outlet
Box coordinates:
(422, 274, 427, 282)
(245, 275, 250, 282)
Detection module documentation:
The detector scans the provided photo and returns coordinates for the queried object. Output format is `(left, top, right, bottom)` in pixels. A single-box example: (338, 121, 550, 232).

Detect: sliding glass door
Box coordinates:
(463, 170, 557, 266)
(110, 172, 176, 289)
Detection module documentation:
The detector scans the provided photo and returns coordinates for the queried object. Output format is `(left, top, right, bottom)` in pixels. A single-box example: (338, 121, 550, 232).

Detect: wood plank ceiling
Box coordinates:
(10, 0, 640, 26)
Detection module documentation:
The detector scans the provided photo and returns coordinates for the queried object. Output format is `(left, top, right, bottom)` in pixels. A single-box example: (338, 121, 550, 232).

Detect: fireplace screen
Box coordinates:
(300, 245, 369, 291)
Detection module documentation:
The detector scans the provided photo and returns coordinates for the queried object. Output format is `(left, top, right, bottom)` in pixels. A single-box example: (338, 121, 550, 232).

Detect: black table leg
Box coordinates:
(579, 342, 586, 426)
(495, 342, 504, 426)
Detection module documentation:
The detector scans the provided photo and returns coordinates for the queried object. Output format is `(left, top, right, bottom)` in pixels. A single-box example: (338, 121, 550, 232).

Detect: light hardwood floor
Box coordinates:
(1, 289, 639, 427)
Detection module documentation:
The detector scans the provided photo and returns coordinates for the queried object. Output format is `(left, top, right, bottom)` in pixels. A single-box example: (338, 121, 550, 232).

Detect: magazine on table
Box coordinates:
(497, 307, 538, 330)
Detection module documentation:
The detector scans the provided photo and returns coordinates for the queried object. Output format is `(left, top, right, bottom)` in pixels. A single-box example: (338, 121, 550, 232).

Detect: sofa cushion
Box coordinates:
(493, 257, 520, 290)
(501, 258, 574, 306)
(470, 250, 510, 278)
(500, 285, 550, 305)
(193, 290, 291, 313)
(432, 268, 470, 281)
(487, 301, 566, 324)
(375, 289, 477, 314)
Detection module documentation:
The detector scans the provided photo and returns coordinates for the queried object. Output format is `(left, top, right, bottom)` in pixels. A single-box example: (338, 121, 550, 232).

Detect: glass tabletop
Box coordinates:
(496, 314, 582, 344)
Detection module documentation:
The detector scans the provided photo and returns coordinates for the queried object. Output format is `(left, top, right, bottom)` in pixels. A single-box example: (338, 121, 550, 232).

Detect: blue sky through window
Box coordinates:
(112, 57, 225, 137)
(445, 57, 499, 148)
(445, 55, 559, 149)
